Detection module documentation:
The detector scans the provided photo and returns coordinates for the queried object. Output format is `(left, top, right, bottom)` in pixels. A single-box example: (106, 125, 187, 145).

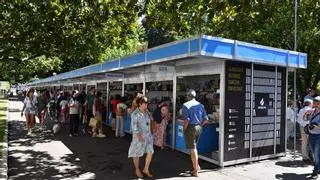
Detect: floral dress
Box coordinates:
(128, 108, 154, 158)
(153, 105, 170, 148)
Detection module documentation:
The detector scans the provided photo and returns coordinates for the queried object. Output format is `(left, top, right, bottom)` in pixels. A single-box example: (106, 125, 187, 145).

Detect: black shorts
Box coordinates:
(112, 112, 116, 118)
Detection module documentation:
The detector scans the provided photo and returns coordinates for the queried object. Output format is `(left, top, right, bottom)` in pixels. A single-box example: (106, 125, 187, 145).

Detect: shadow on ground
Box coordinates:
(275, 173, 310, 180)
(8, 97, 23, 102)
(275, 160, 311, 168)
(8, 119, 217, 180)
(8, 108, 21, 113)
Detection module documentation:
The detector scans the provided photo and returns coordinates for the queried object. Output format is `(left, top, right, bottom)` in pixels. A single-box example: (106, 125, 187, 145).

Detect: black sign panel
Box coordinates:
(224, 63, 287, 162)
(255, 93, 269, 117)
(224, 61, 250, 161)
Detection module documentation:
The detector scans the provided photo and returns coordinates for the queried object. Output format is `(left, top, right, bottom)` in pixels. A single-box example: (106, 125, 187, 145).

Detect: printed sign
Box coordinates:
(255, 93, 269, 117)
(178, 125, 183, 137)
(224, 61, 250, 161)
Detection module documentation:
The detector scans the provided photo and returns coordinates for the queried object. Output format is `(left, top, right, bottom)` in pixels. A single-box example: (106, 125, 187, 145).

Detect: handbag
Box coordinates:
(304, 125, 310, 135)
(89, 117, 98, 128)
(304, 111, 320, 135)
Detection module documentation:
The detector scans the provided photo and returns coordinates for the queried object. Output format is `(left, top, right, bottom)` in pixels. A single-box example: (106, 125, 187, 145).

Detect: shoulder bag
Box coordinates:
(304, 111, 320, 134)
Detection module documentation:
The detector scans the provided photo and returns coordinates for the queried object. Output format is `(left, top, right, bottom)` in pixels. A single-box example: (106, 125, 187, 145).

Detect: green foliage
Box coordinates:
(0, 0, 140, 81)
(1, 0, 320, 98)
(141, 0, 320, 96)
(0, 99, 7, 158)
(99, 26, 146, 62)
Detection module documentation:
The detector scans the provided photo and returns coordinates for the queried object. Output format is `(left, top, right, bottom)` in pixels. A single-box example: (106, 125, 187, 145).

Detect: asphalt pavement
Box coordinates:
(7, 98, 315, 180)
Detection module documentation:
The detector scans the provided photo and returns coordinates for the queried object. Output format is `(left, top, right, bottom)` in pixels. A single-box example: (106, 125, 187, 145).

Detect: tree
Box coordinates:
(141, 0, 320, 97)
(0, 0, 140, 82)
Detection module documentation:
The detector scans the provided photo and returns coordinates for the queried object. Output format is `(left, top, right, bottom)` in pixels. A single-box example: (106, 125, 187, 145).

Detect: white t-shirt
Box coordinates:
(24, 96, 37, 108)
(60, 100, 68, 109)
(68, 98, 79, 114)
(297, 106, 313, 127)
(286, 107, 295, 122)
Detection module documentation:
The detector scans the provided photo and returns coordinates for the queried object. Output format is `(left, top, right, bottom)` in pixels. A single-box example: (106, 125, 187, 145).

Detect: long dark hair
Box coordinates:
(96, 91, 102, 98)
(27, 89, 34, 99)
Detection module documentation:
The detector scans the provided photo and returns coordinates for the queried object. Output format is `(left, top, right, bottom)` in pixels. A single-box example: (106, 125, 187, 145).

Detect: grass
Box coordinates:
(0, 99, 8, 158)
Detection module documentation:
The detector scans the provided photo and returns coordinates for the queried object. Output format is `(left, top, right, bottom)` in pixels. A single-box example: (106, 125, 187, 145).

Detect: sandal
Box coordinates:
(135, 170, 143, 178)
(142, 170, 153, 178)
(191, 170, 199, 177)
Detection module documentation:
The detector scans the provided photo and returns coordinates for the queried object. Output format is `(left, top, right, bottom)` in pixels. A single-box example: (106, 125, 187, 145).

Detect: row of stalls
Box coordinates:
(27, 35, 307, 167)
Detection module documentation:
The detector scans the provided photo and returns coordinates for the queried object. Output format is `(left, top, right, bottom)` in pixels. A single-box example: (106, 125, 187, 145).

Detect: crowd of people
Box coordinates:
(21, 87, 105, 137)
(23, 86, 320, 178)
(287, 87, 320, 179)
(20, 87, 205, 178)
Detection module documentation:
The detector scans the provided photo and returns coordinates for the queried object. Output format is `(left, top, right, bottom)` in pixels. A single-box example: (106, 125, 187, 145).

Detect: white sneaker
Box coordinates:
(28, 129, 35, 136)
(97, 133, 106, 138)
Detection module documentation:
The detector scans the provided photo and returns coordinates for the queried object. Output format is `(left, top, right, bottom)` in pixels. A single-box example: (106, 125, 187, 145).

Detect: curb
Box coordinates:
(0, 100, 9, 179)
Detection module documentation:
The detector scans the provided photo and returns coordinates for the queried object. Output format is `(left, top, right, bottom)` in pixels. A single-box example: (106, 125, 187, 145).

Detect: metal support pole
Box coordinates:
(172, 74, 177, 150)
(106, 81, 110, 125)
(219, 61, 226, 167)
(293, 0, 298, 159)
(121, 81, 125, 97)
(143, 68, 146, 95)
(274, 67, 278, 155)
(250, 63, 254, 161)
(293, 70, 297, 158)
(294, 0, 297, 52)
(285, 68, 289, 152)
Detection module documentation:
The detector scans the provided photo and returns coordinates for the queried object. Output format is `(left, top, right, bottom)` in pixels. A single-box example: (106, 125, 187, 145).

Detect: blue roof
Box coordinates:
(29, 35, 307, 86)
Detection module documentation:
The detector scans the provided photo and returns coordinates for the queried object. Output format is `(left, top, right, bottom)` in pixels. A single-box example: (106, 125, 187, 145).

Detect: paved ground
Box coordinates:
(7, 99, 316, 180)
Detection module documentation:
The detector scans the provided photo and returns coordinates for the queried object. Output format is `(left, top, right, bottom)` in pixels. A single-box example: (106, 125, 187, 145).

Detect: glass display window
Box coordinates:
(97, 82, 108, 101)
(124, 83, 143, 106)
(86, 85, 96, 94)
(109, 82, 122, 97)
(146, 81, 173, 112)
(176, 74, 220, 123)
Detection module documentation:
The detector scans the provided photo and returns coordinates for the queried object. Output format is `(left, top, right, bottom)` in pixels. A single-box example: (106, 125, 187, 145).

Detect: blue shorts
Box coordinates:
(24, 107, 36, 115)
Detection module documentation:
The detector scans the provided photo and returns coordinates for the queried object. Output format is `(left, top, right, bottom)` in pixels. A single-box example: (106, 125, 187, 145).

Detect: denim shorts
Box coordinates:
(24, 107, 36, 115)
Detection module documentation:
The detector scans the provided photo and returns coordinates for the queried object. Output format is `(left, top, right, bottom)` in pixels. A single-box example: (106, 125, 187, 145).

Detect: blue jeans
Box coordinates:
(309, 134, 320, 172)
